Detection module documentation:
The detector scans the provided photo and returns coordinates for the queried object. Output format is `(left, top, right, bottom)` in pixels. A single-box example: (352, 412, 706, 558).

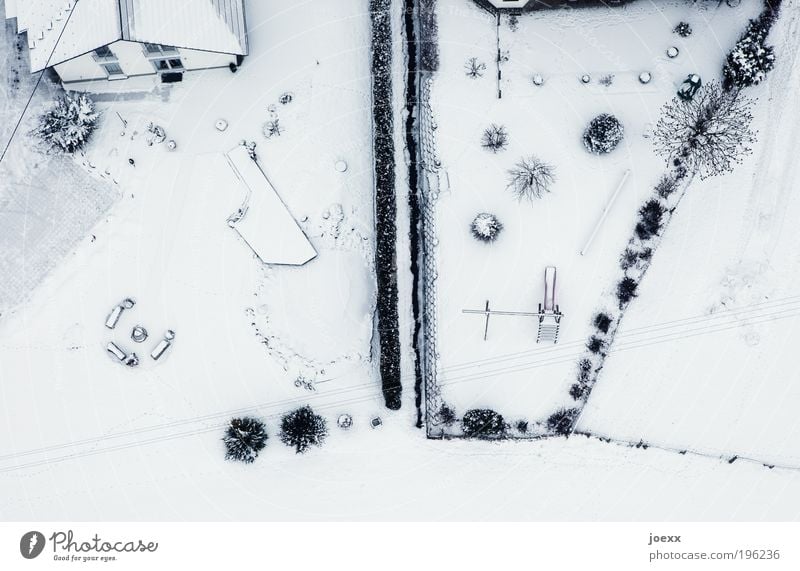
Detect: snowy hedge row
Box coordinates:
(370, 0, 403, 410)
(568, 168, 688, 407)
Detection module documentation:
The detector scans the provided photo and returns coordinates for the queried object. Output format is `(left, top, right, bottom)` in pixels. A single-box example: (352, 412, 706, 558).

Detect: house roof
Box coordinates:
(6, 0, 248, 73)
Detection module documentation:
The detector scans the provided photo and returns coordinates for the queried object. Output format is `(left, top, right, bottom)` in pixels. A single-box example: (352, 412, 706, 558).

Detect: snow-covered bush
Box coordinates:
(470, 213, 503, 243)
(655, 174, 678, 198)
(34, 93, 99, 153)
(516, 420, 528, 433)
(438, 403, 457, 426)
(570, 382, 589, 401)
(587, 336, 605, 355)
(262, 118, 283, 138)
(616, 277, 639, 308)
(461, 409, 506, 438)
(547, 407, 579, 436)
(279, 405, 328, 454)
(465, 57, 485, 79)
(593, 312, 612, 334)
(723, 13, 777, 90)
(223, 417, 268, 464)
(652, 82, 756, 179)
(370, 0, 402, 411)
(599, 74, 615, 87)
(673, 22, 692, 37)
(583, 113, 624, 155)
(635, 199, 666, 241)
(481, 124, 508, 153)
(507, 156, 555, 200)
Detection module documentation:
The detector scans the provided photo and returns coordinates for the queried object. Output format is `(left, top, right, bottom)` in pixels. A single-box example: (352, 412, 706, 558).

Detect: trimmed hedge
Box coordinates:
(370, 0, 402, 410)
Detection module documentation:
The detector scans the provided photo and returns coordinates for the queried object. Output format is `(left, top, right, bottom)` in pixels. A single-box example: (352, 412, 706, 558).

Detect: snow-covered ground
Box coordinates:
(576, 4, 800, 468)
(427, 0, 761, 429)
(0, 0, 413, 510)
(0, 3, 119, 316)
(2, 0, 800, 522)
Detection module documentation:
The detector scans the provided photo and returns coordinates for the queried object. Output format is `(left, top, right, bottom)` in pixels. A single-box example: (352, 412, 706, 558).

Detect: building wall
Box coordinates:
(53, 40, 238, 83)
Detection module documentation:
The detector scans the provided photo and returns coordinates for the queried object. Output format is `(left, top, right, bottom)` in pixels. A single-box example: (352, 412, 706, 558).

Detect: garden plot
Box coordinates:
(576, 5, 800, 468)
(428, 0, 759, 431)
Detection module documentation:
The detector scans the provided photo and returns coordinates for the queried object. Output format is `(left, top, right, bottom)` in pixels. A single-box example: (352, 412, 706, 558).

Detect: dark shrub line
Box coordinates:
(370, 0, 403, 410)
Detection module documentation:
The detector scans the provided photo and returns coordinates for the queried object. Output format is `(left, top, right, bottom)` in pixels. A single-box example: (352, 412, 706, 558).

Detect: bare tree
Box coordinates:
(652, 81, 756, 180)
(464, 57, 486, 79)
(481, 124, 508, 153)
(507, 156, 555, 200)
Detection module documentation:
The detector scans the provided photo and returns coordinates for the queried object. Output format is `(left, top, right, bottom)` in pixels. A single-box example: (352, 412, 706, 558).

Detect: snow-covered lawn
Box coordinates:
(0, 0, 400, 485)
(576, 5, 800, 468)
(0, 4, 119, 316)
(428, 0, 760, 431)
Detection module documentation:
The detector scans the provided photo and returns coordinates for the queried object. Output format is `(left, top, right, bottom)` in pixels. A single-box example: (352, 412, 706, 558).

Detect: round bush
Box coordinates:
(462, 409, 506, 438)
(470, 213, 503, 243)
(583, 114, 624, 155)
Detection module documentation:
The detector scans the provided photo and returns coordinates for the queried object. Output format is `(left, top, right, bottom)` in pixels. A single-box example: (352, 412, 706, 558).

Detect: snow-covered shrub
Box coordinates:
(464, 57, 486, 79)
(508, 14, 519, 32)
(655, 174, 678, 199)
(620, 248, 638, 271)
(34, 93, 99, 153)
(723, 13, 777, 90)
(616, 277, 639, 308)
(547, 407, 579, 436)
(635, 199, 666, 241)
(516, 420, 528, 433)
(470, 213, 503, 243)
(593, 312, 612, 334)
(370, 0, 402, 410)
(599, 74, 615, 87)
(279, 405, 328, 454)
(507, 156, 555, 201)
(223, 417, 268, 464)
(587, 336, 605, 354)
(673, 22, 692, 37)
(438, 403, 457, 426)
(570, 383, 589, 401)
(583, 114, 624, 155)
(652, 82, 756, 180)
(481, 124, 508, 153)
(578, 358, 593, 379)
(262, 118, 283, 138)
(461, 409, 506, 438)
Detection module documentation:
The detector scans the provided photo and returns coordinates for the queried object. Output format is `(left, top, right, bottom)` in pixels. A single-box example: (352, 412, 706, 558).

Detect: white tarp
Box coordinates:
(224, 146, 316, 266)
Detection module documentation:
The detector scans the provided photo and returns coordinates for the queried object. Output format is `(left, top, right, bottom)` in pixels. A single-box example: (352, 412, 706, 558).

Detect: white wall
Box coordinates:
(54, 40, 239, 83)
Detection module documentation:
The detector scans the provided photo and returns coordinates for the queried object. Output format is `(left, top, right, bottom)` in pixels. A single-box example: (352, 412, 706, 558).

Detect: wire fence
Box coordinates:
(417, 74, 445, 437)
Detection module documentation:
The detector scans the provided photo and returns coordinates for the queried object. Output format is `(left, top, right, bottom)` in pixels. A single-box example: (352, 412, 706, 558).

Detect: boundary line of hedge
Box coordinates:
(370, 0, 402, 410)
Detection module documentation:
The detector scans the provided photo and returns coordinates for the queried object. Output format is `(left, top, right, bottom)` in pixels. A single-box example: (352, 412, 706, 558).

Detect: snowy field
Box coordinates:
(428, 0, 761, 430)
(576, 5, 800, 468)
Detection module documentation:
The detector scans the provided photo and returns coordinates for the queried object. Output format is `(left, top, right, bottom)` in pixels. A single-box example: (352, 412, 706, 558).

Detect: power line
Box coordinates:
(1, 297, 798, 470)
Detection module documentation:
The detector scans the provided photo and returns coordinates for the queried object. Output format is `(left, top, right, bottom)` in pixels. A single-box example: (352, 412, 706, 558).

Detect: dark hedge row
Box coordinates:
(370, 0, 402, 410)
